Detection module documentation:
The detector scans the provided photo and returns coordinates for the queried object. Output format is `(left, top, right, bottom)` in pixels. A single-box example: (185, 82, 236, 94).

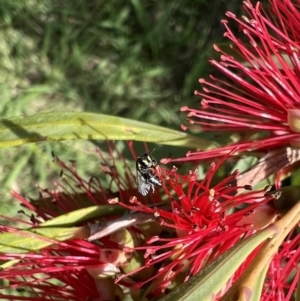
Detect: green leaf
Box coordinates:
(0, 227, 82, 254)
(0, 205, 127, 253)
(40, 204, 126, 227)
(0, 259, 20, 270)
(158, 227, 276, 301)
(31, 227, 82, 241)
(0, 112, 217, 149)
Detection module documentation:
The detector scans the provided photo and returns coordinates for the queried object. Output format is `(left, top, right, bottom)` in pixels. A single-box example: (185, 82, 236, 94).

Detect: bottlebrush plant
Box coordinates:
(0, 0, 299, 301)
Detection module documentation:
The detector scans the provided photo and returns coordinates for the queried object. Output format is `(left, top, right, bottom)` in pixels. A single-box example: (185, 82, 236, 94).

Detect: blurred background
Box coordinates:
(0, 0, 245, 215)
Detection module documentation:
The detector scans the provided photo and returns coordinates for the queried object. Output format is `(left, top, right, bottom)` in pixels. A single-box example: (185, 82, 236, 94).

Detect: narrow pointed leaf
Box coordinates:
(0, 259, 20, 270)
(0, 206, 127, 254)
(0, 227, 82, 254)
(40, 204, 126, 227)
(0, 112, 217, 149)
(31, 226, 84, 241)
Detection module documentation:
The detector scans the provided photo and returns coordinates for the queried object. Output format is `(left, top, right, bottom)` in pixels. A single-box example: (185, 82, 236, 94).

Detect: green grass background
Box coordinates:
(0, 0, 245, 216)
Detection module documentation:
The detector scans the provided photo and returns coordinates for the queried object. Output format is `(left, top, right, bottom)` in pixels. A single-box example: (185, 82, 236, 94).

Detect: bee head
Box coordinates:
(136, 151, 157, 170)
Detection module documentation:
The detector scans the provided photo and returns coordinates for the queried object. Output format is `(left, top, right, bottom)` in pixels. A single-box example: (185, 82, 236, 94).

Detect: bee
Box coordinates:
(136, 151, 162, 196)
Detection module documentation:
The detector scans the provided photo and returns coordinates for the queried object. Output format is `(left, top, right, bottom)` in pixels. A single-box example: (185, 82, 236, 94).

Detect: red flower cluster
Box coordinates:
(115, 158, 279, 298)
(176, 0, 300, 162)
(0, 147, 282, 300)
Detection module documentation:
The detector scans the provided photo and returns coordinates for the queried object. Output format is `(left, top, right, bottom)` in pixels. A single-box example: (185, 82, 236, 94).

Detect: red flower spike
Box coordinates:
(262, 230, 300, 301)
(116, 161, 280, 297)
(0, 143, 160, 300)
(174, 0, 300, 162)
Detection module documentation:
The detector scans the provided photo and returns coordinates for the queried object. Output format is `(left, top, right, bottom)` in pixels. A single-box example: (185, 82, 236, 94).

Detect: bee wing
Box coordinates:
(137, 172, 151, 196)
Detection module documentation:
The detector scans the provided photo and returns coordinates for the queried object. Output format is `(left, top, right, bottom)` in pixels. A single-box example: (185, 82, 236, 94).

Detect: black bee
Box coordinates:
(136, 151, 162, 196)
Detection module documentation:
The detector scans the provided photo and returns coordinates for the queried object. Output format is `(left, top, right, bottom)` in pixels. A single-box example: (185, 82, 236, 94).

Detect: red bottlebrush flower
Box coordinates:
(178, 0, 300, 162)
(0, 221, 125, 300)
(262, 231, 300, 301)
(0, 144, 160, 300)
(115, 157, 280, 298)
